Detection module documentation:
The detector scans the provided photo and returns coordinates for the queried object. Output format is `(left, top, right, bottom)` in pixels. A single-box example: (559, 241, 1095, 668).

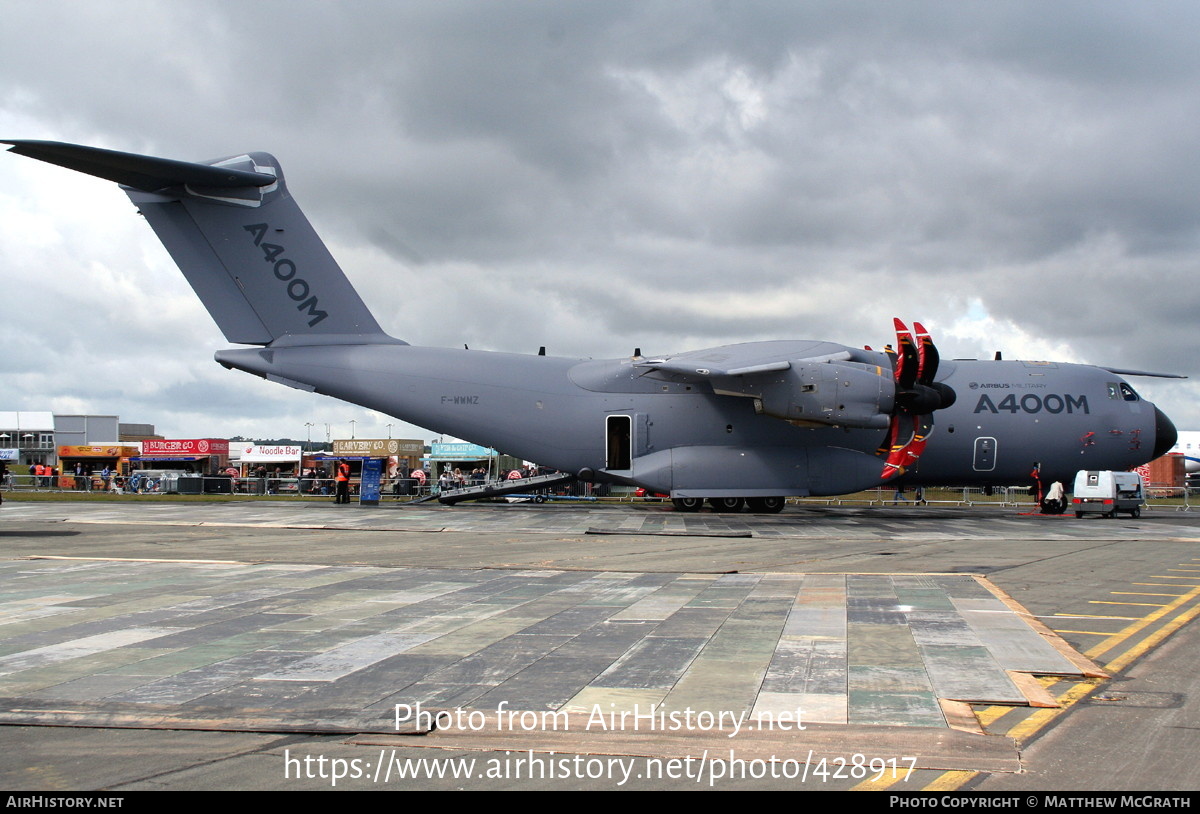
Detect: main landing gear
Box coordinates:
(671, 496, 785, 514)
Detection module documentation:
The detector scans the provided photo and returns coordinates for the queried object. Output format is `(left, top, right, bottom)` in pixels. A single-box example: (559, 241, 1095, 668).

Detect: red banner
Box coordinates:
(142, 439, 229, 456)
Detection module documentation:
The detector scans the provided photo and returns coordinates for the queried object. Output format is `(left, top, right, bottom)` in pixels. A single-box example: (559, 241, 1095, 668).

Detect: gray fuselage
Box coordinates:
(216, 342, 1172, 497)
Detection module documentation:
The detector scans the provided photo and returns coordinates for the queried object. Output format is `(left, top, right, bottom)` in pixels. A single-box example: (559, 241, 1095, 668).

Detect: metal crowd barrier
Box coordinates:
(1143, 485, 1193, 511)
(4, 470, 1195, 511)
(0, 473, 433, 498)
(793, 487, 981, 507)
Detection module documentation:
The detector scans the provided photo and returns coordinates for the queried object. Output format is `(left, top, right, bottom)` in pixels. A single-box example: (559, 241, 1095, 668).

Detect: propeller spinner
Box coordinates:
(879, 319, 955, 480)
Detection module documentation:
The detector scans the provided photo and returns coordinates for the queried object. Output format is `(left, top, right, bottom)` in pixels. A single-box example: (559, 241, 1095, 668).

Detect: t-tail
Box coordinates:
(3, 140, 402, 348)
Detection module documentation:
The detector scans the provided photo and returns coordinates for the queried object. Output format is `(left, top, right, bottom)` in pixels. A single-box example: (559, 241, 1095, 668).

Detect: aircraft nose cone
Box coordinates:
(1152, 405, 1178, 459)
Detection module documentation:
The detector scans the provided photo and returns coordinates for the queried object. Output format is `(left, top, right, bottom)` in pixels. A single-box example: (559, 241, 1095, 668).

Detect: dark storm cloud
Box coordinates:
(1, 0, 1198, 434)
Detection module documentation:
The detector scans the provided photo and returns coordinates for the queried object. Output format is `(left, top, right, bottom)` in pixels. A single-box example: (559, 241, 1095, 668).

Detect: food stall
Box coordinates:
(130, 439, 230, 493)
(234, 444, 303, 494)
(56, 445, 141, 490)
(316, 438, 426, 496)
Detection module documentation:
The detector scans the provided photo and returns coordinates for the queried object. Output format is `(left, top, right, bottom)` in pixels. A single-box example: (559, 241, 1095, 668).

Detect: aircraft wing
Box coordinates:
(633, 341, 857, 382)
(637, 357, 794, 379)
(632, 341, 895, 430)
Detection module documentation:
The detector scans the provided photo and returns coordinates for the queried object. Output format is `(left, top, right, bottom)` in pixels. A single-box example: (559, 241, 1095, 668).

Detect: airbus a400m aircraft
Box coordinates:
(6, 140, 1180, 512)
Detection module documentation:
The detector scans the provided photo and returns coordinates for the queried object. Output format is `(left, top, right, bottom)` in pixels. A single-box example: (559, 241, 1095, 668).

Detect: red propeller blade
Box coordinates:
(893, 318, 918, 390)
(913, 321, 939, 385)
(880, 319, 940, 480)
(880, 415, 932, 480)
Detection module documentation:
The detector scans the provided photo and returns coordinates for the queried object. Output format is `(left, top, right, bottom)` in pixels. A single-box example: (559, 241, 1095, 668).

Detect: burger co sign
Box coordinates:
(142, 439, 230, 456)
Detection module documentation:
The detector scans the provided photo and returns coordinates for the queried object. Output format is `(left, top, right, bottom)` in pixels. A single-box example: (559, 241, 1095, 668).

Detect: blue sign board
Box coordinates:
(430, 442, 496, 459)
(359, 457, 382, 505)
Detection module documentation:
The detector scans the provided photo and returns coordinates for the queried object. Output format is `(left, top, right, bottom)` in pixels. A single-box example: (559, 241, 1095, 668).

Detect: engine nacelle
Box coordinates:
(714, 361, 894, 429)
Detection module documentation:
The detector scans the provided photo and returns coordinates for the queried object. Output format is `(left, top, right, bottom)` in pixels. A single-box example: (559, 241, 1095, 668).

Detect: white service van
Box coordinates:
(1072, 470, 1145, 518)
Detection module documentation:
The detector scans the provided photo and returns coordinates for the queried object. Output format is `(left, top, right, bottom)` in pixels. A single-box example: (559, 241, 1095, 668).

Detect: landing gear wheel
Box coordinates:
(747, 496, 785, 513)
(1039, 498, 1065, 515)
(672, 497, 703, 512)
(709, 497, 746, 513)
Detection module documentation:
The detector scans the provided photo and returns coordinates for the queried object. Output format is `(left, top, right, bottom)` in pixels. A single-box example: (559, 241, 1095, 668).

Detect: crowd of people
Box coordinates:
(229, 461, 542, 499)
(2, 459, 550, 500)
(4, 461, 120, 492)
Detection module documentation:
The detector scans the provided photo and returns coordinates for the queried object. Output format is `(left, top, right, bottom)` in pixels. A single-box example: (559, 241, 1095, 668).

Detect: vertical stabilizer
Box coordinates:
(4, 140, 400, 346)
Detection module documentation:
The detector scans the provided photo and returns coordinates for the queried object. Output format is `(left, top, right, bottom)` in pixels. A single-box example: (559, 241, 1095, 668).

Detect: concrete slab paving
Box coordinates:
(6, 499, 1199, 789)
(0, 556, 1083, 743)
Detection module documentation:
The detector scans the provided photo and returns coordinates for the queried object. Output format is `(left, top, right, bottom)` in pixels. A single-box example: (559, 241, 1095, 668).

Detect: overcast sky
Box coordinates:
(1, 0, 1197, 445)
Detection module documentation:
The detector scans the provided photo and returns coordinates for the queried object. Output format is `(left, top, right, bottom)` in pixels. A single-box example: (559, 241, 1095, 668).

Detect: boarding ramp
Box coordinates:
(437, 472, 576, 505)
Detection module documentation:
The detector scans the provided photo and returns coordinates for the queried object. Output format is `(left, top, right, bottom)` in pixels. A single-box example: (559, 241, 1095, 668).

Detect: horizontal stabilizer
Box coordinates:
(3, 140, 276, 192)
(1100, 367, 1186, 379)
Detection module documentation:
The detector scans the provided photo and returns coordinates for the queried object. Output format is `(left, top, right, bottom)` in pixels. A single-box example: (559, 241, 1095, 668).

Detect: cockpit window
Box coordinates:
(1119, 382, 1139, 402)
(1107, 383, 1119, 399)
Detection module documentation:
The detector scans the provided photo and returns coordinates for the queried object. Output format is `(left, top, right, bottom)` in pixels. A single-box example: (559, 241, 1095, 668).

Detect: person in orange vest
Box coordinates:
(334, 459, 352, 504)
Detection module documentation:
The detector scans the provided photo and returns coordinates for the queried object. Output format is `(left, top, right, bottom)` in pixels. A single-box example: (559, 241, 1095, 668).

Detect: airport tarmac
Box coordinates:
(2, 498, 1199, 791)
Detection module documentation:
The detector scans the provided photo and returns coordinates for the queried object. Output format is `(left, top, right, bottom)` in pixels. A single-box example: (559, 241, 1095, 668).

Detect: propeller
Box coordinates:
(879, 319, 956, 480)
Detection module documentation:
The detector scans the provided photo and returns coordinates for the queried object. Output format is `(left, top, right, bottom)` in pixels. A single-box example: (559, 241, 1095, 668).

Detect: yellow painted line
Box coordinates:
(1050, 614, 1140, 620)
(1104, 600, 1200, 674)
(1111, 592, 1189, 597)
(1085, 583, 1200, 661)
(1147, 576, 1200, 580)
(1167, 568, 1200, 572)
(974, 705, 1013, 727)
(1133, 583, 1196, 588)
(1054, 681, 1100, 703)
(922, 770, 979, 791)
(1006, 681, 1099, 745)
(1052, 629, 1118, 636)
(851, 773, 907, 791)
(960, 568, 1200, 775)
(997, 578, 1200, 748)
